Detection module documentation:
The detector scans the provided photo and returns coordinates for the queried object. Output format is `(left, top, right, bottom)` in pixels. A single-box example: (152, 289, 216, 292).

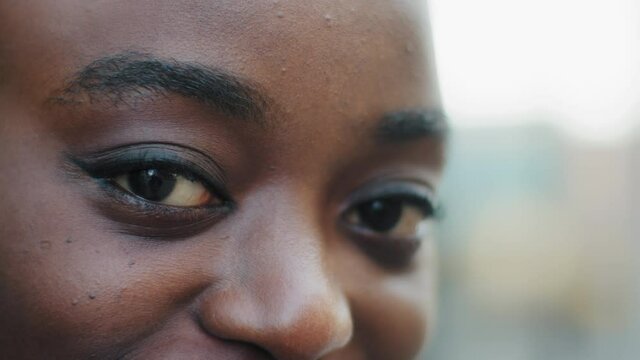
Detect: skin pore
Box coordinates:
(0, 1, 445, 359)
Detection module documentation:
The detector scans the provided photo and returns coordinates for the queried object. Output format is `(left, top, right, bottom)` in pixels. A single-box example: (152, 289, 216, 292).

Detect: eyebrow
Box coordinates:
(376, 109, 448, 142)
(49, 51, 268, 121)
(49, 52, 446, 142)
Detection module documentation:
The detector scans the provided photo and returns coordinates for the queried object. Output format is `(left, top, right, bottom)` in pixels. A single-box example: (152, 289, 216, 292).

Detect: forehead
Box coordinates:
(0, 0, 437, 107)
(0, 0, 442, 176)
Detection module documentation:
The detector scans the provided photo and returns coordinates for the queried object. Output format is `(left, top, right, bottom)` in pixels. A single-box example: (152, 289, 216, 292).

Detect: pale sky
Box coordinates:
(429, 0, 640, 143)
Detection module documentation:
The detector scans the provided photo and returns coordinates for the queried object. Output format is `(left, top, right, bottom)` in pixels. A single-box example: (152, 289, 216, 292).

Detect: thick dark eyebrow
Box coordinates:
(49, 51, 268, 121)
(376, 109, 448, 142)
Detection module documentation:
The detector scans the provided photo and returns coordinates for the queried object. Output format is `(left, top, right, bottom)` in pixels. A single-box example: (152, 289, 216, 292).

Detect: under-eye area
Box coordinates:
(65, 142, 235, 238)
(340, 180, 437, 269)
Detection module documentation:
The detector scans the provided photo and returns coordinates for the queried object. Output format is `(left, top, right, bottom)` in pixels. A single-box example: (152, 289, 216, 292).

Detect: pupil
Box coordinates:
(357, 198, 403, 232)
(127, 169, 177, 202)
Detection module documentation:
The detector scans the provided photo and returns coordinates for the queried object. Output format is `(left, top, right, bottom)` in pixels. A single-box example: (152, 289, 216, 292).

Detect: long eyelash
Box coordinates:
(102, 159, 200, 184)
(340, 182, 438, 270)
(90, 159, 228, 204)
(67, 144, 232, 203)
(347, 182, 438, 219)
(385, 194, 436, 218)
(62, 144, 235, 239)
(75, 154, 197, 181)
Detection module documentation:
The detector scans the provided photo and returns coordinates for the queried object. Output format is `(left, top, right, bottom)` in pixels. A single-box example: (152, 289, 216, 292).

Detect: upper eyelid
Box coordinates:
(343, 181, 437, 211)
(66, 143, 231, 199)
(109, 160, 205, 182)
(69, 143, 224, 177)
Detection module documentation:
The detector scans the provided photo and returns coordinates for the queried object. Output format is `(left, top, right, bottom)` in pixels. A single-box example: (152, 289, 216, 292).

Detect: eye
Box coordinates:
(344, 195, 433, 239)
(114, 168, 216, 207)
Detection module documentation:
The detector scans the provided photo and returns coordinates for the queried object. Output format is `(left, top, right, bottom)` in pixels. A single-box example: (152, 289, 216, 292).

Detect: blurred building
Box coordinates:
(426, 126, 639, 360)
(426, 0, 640, 357)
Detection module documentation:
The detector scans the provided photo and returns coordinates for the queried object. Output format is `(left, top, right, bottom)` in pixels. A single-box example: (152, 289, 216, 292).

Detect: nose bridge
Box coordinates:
(198, 187, 353, 359)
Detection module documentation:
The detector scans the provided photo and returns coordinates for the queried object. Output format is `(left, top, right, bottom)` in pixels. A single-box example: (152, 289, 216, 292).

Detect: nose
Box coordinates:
(196, 204, 354, 359)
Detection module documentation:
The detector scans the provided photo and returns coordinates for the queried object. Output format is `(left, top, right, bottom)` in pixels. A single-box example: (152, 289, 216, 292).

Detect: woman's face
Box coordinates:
(0, 1, 445, 359)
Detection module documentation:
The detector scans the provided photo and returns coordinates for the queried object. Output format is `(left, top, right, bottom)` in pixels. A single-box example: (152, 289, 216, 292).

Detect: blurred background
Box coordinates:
(425, 0, 640, 359)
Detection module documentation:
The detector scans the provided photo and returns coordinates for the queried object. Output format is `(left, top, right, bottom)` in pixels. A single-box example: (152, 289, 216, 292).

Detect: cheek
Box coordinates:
(350, 276, 434, 359)
(357, 296, 430, 360)
(0, 119, 208, 357)
(333, 240, 436, 359)
(0, 191, 216, 357)
(0, 178, 125, 355)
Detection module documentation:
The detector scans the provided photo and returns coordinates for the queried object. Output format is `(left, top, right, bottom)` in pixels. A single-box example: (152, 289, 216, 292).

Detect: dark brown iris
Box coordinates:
(357, 198, 403, 232)
(127, 169, 177, 202)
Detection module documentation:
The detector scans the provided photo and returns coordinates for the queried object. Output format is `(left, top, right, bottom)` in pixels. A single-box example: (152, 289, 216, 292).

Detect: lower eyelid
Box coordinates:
(343, 226, 423, 270)
(82, 177, 231, 239)
(338, 192, 431, 269)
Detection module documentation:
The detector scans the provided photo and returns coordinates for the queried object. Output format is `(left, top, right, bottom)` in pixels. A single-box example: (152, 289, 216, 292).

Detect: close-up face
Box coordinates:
(0, 0, 445, 359)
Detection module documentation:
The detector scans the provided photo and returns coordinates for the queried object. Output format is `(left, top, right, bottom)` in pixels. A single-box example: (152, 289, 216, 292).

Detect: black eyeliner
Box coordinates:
(339, 180, 437, 270)
(62, 143, 235, 239)
(67, 143, 232, 203)
(345, 181, 437, 219)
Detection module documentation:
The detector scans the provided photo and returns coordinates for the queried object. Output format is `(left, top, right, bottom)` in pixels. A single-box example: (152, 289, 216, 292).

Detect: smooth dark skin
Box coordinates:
(0, 1, 445, 359)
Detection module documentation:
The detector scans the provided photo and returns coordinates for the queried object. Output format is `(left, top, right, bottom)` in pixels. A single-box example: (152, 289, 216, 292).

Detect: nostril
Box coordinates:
(195, 285, 353, 360)
(192, 307, 277, 359)
(191, 206, 354, 360)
